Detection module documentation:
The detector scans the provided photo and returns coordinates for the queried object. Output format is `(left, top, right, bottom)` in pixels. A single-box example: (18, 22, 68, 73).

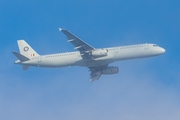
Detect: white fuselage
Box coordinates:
(16, 43, 165, 68)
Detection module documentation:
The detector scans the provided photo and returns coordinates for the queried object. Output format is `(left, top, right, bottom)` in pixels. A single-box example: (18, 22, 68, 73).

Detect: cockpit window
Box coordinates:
(153, 44, 158, 47)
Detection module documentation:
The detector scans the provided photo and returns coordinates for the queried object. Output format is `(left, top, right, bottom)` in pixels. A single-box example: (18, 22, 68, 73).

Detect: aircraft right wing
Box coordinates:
(90, 71, 102, 82)
(89, 65, 108, 82)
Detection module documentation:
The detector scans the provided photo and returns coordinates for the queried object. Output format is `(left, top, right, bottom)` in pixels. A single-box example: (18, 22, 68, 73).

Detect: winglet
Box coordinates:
(58, 28, 63, 31)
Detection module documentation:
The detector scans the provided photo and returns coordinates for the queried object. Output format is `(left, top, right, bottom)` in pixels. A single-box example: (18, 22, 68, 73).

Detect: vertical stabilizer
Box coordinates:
(17, 40, 39, 59)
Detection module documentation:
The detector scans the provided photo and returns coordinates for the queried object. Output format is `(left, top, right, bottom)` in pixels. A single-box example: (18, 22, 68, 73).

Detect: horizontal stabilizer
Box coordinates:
(23, 65, 29, 70)
(12, 51, 30, 61)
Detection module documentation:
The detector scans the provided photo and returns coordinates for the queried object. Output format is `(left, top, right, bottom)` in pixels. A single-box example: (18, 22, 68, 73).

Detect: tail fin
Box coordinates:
(17, 40, 39, 59)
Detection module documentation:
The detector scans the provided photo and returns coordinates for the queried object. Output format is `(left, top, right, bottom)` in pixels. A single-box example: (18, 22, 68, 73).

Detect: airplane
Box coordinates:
(12, 28, 165, 81)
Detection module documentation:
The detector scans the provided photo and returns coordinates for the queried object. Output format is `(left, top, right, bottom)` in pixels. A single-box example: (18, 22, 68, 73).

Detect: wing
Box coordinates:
(59, 28, 94, 52)
(89, 65, 108, 82)
(90, 71, 102, 82)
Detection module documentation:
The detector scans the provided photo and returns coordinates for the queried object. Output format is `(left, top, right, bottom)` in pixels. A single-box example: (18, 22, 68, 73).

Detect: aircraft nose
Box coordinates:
(159, 47, 166, 54)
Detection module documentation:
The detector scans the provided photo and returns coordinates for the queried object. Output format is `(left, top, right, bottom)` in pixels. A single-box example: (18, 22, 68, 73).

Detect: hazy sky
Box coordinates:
(0, 0, 180, 120)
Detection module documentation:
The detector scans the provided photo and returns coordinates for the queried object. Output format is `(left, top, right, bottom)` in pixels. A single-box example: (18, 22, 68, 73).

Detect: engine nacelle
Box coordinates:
(91, 49, 108, 58)
(102, 66, 119, 75)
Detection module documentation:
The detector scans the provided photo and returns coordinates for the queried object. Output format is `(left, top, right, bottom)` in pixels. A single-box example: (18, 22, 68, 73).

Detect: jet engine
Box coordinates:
(101, 66, 119, 75)
(91, 49, 108, 57)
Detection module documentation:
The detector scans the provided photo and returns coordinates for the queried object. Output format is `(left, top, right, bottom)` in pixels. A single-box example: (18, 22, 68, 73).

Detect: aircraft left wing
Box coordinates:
(59, 28, 95, 52)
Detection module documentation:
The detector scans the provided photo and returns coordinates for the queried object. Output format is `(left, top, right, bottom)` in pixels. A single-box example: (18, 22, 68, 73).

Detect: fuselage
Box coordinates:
(15, 43, 165, 68)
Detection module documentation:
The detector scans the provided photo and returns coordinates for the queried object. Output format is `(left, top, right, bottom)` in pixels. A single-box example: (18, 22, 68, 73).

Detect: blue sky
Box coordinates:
(0, 0, 180, 120)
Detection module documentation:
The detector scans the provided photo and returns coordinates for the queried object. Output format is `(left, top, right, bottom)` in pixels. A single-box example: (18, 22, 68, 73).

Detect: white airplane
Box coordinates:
(13, 28, 165, 81)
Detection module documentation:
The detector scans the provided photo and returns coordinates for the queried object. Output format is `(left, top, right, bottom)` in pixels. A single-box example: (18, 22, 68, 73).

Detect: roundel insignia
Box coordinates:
(23, 46, 29, 52)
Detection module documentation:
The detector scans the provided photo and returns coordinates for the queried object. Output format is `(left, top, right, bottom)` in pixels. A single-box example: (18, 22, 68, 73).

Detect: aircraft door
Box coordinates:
(144, 44, 149, 50)
(37, 56, 42, 62)
(115, 48, 118, 53)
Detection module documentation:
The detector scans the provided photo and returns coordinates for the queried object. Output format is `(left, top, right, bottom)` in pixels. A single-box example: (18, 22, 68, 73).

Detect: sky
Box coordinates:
(0, 0, 180, 120)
